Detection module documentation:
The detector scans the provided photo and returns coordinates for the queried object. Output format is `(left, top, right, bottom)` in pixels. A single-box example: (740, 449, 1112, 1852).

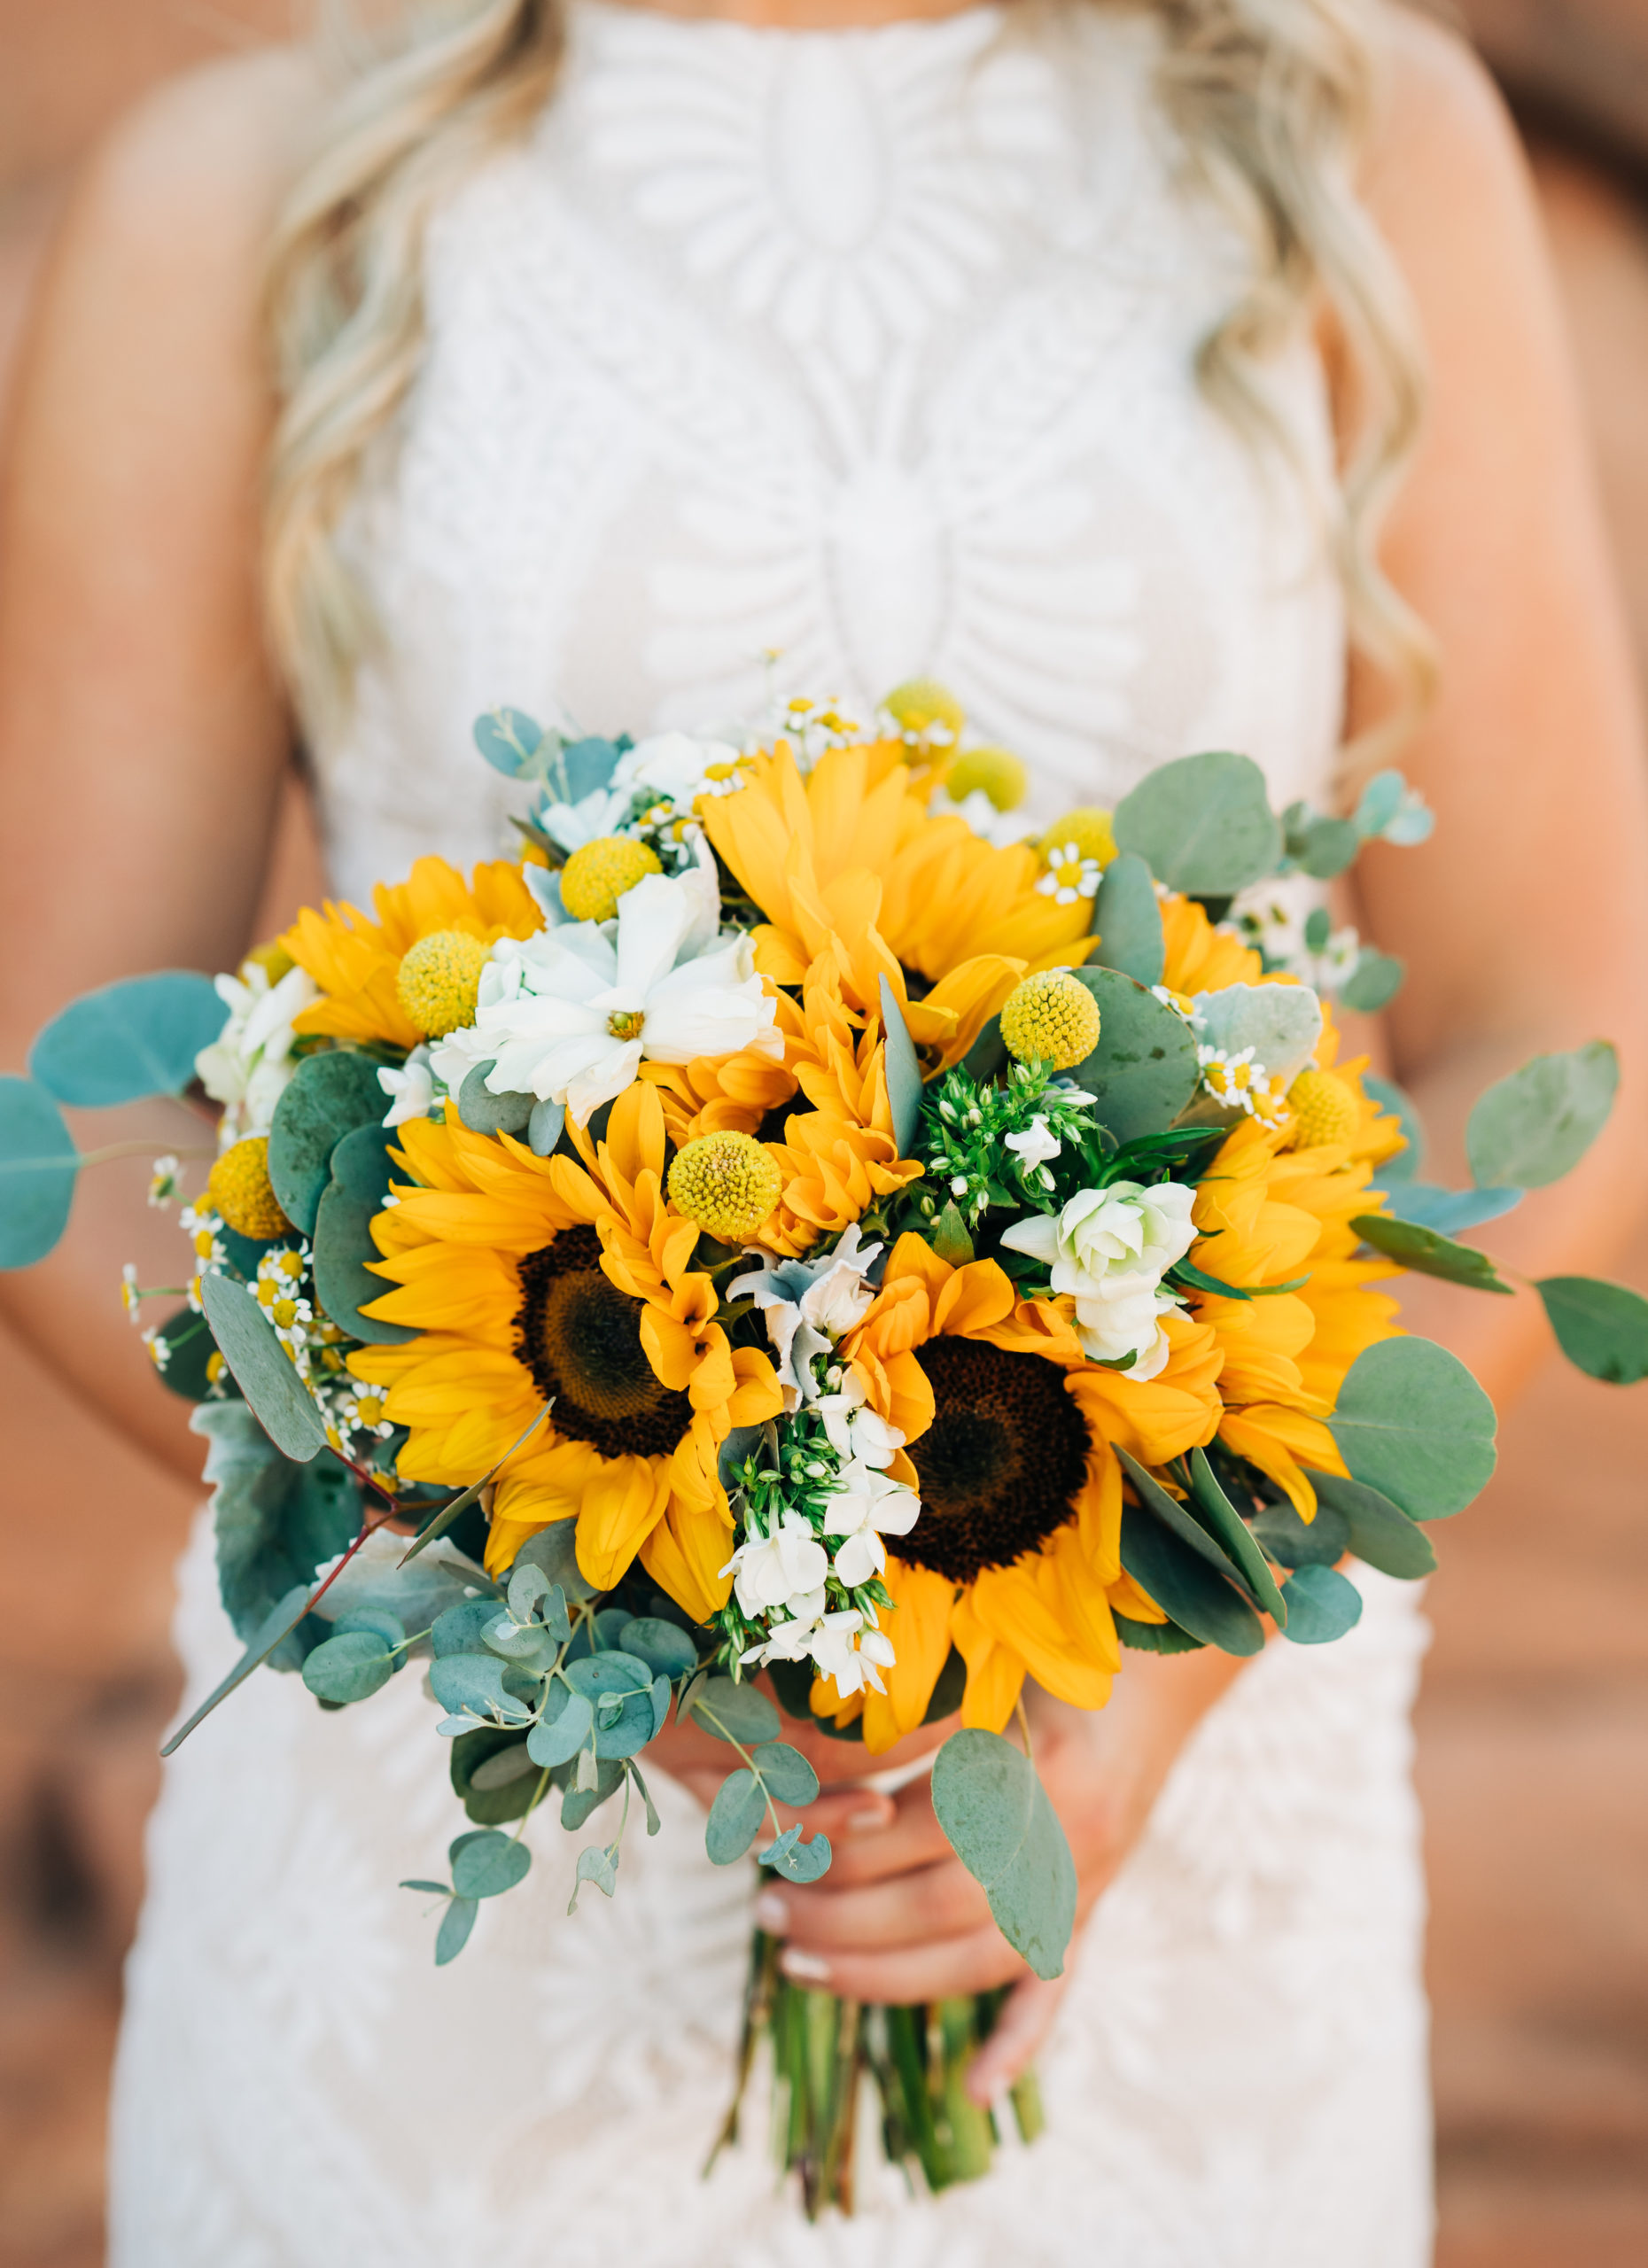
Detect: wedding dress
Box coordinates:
(108, 6, 1433, 2262)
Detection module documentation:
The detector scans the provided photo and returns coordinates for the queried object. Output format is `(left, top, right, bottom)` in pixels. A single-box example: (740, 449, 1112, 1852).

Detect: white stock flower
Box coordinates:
(195, 961, 318, 1145)
(378, 1045, 436, 1128)
(434, 871, 780, 1124)
(999, 1179, 1198, 1379)
(721, 1511, 829, 1624)
(807, 1610, 897, 1698)
(824, 1461, 921, 1588)
(815, 1371, 904, 1470)
(1004, 1115, 1061, 1170)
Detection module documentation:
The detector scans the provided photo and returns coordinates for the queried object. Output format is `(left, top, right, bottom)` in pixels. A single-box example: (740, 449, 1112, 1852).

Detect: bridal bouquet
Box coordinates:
(5, 682, 1644, 2214)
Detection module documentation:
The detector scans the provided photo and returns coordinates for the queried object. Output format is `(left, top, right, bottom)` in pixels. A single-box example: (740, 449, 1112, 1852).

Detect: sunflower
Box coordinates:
(809, 1235, 1224, 1752)
(700, 740, 1092, 1013)
(347, 1084, 783, 1616)
(282, 856, 542, 1051)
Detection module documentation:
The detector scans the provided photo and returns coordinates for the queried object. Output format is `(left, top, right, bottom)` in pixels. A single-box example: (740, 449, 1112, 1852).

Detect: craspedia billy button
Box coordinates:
(559, 836, 663, 923)
(206, 1137, 293, 1240)
(999, 970, 1101, 1072)
(1038, 806, 1117, 872)
(1286, 1069, 1359, 1150)
(395, 929, 489, 1038)
(884, 678, 966, 746)
(946, 746, 1028, 812)
(668, 1131, 783, 1243)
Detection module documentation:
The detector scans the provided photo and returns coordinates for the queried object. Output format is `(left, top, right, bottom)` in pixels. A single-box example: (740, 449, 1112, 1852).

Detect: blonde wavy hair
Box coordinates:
(264, 0, 1437, 778)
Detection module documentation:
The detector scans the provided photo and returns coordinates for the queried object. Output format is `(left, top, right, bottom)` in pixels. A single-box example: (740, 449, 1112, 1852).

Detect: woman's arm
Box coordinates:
(764, 12, 1648, 2077)
(0, 54, 317, 1477)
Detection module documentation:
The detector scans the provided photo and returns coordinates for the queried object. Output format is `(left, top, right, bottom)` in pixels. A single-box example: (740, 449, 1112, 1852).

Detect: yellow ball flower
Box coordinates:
(560, 835, 664, 922)
(668, 1131, 783, 1243)
(946, 746, 1028, 812)
(206, 1138, 293, 1240)
(1038, 807, 1117, 872)
(396, 929, 490, 1038)
(244, 938, 296, 984)
(999, 971, 1101, 1070)
(1286, 1069, 1359, 1150)
(884, 677, 966, 746)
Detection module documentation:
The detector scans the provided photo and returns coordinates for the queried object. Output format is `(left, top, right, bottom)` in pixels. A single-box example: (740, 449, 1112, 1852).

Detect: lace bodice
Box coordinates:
(111, 11, 1432, 2264)
(315, 0, 1345, 903)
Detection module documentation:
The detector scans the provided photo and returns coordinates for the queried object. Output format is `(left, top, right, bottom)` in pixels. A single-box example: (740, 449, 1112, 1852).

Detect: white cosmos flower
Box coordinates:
(195, 960, 318, 1145)
(432, 871, 780, 1125)
(824, 1461, 921, 1588)
(721, 1511, 829, 1623)
(378, 1045, 435, 1129)
(1000, 1179, 1199, 1379)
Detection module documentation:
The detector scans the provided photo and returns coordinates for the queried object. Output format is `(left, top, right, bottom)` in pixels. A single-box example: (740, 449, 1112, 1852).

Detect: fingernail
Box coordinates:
(753, 1888, 788, 1931)
(779, 1947, 832, 1984)
(849, 1804, 892, 1832)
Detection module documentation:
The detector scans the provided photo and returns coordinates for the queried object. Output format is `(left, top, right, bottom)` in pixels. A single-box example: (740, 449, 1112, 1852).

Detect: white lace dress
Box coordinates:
(108, 7, 1433, 2262)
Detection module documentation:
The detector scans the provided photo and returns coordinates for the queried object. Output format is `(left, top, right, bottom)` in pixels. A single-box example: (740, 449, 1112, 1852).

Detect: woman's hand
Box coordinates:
(649, 1646, 1250, 2101)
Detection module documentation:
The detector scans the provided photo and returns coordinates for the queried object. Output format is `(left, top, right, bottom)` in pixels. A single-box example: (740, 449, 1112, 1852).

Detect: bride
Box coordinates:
(1, 0, 1644, 2260)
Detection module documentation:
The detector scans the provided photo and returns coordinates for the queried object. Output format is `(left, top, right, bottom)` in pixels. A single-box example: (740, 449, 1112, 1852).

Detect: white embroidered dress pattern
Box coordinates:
(110, 10, 1431, 2264)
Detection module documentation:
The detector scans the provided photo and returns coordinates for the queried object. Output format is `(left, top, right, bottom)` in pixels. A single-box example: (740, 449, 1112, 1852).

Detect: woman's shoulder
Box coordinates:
(1364, 6, 1534, 233)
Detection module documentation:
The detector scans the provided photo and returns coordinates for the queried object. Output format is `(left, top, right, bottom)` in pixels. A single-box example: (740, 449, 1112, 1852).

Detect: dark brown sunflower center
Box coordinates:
(513, 1225, 692, 1460)
(903, 1336, 1090, 1584)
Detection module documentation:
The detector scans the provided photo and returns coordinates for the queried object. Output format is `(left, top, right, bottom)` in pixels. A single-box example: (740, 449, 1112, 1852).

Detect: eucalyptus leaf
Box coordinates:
(160, 1581, 316, 1756)
(310, 1526, 493, 1636)
(1114, 1612, 1204, 1653)
(1113, 751, 1283, 897)
(432, 1596, 508, 1658)
(468, 1742, 540, 1792)
(199, 1270, 328, 1461)
(458, 1060, 535, 1138)
(1297, 816, 1359, 881)
(148, 1307, 231, 1402)
(1279, 1564, 1363, 1643)
(435, 1894, 479, 1964)
(473, 707, 546, 776)
(1535, 1275, 1648, 1385)
(1378, 1181, 1522, 1235)
(961, 1014, 1007, 1084)
(1118, 1503, 1265, 1655)
(311, 1183, 416, 1345)
(878, 975, 924, 1156)
(0, 1076, 78, 1270)
(1184, 1448, 1288, 1621)
(450, 1726, 540, 1825)
(527, 1686, 595, 1767)
(616, 1617, 699, 1681)
(1190, 983, 1322, 1090)
(528, 1099, 565, 1158)
(1466, 1042, 1620, 1192)
(449, 1829, 532, 1900)
(1349, 1212, 1513, 1295)
(760, 1825, 832, 1883)
(1090, 852, 1164, 985)
(429, 1653, 533, 1725)
(688, 1676, 781, 1747)
(191, 1402, 354, 1656)
(931, 1729, 1077, 1980)
(1310, 1472, 1436, 1579)
(1067, 968, 1201, 1142)
(1328, 1337, 1496, 1520)
(301, 1628, 397, 1705)
(1353, 770, 1404, 838)
(509, 1519, 595, 1602)
(1339, 950, 1405, 1014)
(1116, 1448, 1261, 1606)
(268, 1050, 388, 1237)
(329, 1122, 402, 1207)
(705, 1767, 768, 1864)
(28, 971, 227, 1107)
(568, 1843, 619, 1911)
(750, 1741, 820, 1806)
(1247, 1495, 1350, 1570)
(560, 1757, 625, 1829)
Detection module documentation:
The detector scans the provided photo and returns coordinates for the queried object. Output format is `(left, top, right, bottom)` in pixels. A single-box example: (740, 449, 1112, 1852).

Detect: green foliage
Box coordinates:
(528, 1099, 565, 1158)
(148, 1308, 233, 1402)
(688, 1675, 781, 1746)
(1310, 1472, 1436, 1580)
(436, 1896, 479, 1964)
(1379, 1181, 1521, 1235)
(509, 1519, 596, 1601)
(1535, 1276, 1648, 1384)
(28, 972, 227, 1107)
(1113, 751, 1283, 897)
(877, 976, 924, 1155)
(760, 1823, 833, 1883)
(457, 1060, 534, 1138)
(1116, 1448, 1261, 1604)
(0, 1076, 78, 1269)
(706, 1768, 767, 1864)
(450, 1727, 540, 1826)
(1117, 1502, 1265, 1655)
(1279, 1565, 1363, 1643)
(1183, 1448, 1288, 1621)
(1090, 852, 1165, 985)
(192, 1402, 356, 1655)
(1339, 950, 1405, 1014)
(1191, 983, 1322, 1090)
(1114, 1612, 1203, 1653)
(526, 1685, 595, 1767)
(199, 1269, 328, 1462)
(960, 1014, 1007, 1084)
(617, 1616, 698, 1679)
(560, 1757, 625, 1829)
(301, 1627, 399, 1705)
(1296, 816, 1359, 881)
(1246, 1495, 1349, 1569)
(268, 1050, 388, 1236)
(450, 1829, 532, 1899)
(1465, 1041, 1619, 1192)
(1067, 969, 1201, 1142)
(473, 707, 547, 776)
(928, 1200, 975, 1264)
(430, 1653, 533, 1727)
(750, 1741, 820, 1806)
(913, 1059, 1104, 1229)
(1350, 1212, 1513, 1295)
(931, 1729, 1077, 1981)
(1328, 1338, 1496, 1520)
(311, 1184, 413, 1347)
(161, 1580, 316, 1757)
(569, 1843, 619, 1910)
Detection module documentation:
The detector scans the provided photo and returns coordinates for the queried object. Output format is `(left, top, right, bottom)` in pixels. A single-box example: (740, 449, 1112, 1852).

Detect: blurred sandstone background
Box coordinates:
(0, 2, 1645, 2262)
